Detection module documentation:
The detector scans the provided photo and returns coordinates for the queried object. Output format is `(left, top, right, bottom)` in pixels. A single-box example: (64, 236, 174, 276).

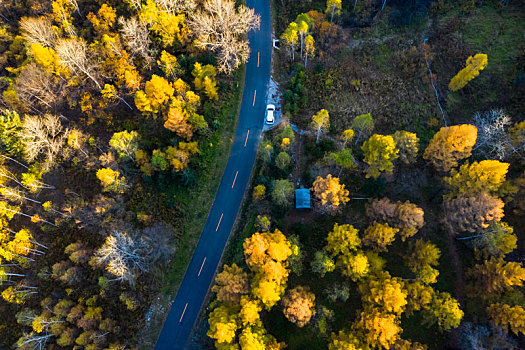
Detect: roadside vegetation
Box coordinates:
(0, 0, 259, 348)
(202, 0, 525, 349)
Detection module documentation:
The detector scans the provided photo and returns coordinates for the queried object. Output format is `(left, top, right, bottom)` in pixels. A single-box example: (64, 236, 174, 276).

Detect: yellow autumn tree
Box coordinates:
(392, 130, 419, 164)
(326, 0, 342, 22)
(134, 75, 174, 114)
(281, 22, 298, 63)
(444, 160, 509, 197)
(96, 168, 129, 193)
(361, 134, 399, 179)
(355, 309, 402, 349)
(251, 276, 284, 310)
(325, 224, 361, 257)
(311, 174, 350, 208)
(51, 0, 76, 35)
(192, 62, 219, 100)
(469, 257, 525, 293)
(449, 53, 488, 91)
(207, 304, 239, 345)
(253, 185, 266, 200)
(163, 101, 193, 140)
(340, 129, 354, 147)
(164, 141, 200, 172)
(239, 296, 262, 326)
(243, 230, 292, 268)
(337, 251, 369, 281)
(243, 230, 292, 309)
(362, 222, 399, 252)
(359, 273, 408, 314)
(30, 44, 69, 76)
(423, 124, 478, 172)
(87, 4, 117, 35)
(422, 291, 463, 330)
(404, 281, 435, 315)
(311, 109, 330, 144)
(406, 239, 441, 285)
(139, 0, 189, 47)
(329, 330, 363, 350)
(158, 50, 181, 79)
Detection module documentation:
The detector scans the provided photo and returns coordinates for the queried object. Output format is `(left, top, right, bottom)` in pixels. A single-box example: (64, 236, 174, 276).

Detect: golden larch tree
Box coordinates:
(359, 273, 408, 314)
(487, 303, 525, 335)
(449, 53, 488, 91)
(444, 160, 509, 197)
(423, 124, 477, 172)
(362, 222, 399, 252)
(469, 258, 525, 293)
(311, 174, 350, 208)
(354, 309, 402, 349)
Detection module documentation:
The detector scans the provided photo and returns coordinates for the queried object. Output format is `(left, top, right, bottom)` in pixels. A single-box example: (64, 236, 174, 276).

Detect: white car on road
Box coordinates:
(266, 104, 275, 124)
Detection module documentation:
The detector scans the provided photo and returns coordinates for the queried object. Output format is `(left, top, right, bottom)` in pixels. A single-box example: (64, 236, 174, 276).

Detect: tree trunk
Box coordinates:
(305, 53, 308, 68)
(300, 34, 304, 61)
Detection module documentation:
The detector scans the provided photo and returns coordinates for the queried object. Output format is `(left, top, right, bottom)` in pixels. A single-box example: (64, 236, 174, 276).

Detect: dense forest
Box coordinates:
(0, 0, 258, 348)
(202, 0, 525, 349)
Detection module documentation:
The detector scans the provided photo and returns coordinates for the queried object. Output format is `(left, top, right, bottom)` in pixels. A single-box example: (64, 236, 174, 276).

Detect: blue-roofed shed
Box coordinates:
(295, 187, 311, 209)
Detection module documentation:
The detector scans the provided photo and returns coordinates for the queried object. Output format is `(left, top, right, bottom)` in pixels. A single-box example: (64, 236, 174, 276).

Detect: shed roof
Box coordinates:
(295, 188, 311, 209)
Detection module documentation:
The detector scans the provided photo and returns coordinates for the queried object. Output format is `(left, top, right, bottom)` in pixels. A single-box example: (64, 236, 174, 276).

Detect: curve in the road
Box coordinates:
(154, 0, 272, 349)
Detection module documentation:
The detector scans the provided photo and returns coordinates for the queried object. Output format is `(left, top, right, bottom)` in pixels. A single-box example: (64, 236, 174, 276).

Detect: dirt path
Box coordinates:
(446, 229, 465, 304)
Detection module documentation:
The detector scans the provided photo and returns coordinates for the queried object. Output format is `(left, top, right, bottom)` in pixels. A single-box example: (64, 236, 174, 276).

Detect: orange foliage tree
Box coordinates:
(366, 198, 425, 240)
(211, 264, 249, 305)
(282, 286, 316, 327)
(443, 192, 504, 233)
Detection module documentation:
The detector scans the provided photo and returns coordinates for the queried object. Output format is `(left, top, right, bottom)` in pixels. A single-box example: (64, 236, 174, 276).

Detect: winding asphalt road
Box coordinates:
(154, 0, 272, 349)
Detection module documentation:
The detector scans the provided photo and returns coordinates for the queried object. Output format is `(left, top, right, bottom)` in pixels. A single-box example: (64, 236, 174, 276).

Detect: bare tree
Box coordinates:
(153, 0, 196, 14)
(126, 0, 143, 10)
(16, 333, 53, 350)
(19, 114, 68, 167)
(190, 0, 260, 74)
(472, 109, 514, 160)
(118, 17, 153, 64)
(65, 0, 81, 17)
(55, 38, 102, 89)
(15, 64, 62, 111)
(93, 231, 151, 286)
(19, 16, 57, 47)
